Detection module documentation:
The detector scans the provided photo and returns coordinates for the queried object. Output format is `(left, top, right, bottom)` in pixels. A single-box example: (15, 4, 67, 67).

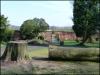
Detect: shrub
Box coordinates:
(4, 28, 14, 42)
(38, 35, 44, 40)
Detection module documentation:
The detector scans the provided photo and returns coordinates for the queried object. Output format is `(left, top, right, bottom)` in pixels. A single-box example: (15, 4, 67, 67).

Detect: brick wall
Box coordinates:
(41, 31, 77, 42)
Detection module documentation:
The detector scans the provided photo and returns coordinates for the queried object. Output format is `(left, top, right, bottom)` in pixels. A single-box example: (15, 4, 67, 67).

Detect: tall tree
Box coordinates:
(4, 28, 14, 42)
(72, 0, 99, 45)
(0, 15, 9, 43)
(20, 18, 49, 39)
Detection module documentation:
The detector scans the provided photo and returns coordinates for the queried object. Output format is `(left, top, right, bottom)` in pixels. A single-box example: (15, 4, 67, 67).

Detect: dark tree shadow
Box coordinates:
(63, 44, 89, 48)
(28, 40, 49, 47)
(31, 57, 99, 62)
(32, 57, 49, 61)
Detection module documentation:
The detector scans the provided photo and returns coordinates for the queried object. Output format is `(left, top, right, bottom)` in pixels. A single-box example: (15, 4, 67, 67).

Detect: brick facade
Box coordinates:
(41, 31, 77, 42)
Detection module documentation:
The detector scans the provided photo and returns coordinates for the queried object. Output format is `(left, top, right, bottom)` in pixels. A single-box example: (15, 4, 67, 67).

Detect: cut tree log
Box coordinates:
(49, 45, 99, 62)
(1, 41, 29, 62)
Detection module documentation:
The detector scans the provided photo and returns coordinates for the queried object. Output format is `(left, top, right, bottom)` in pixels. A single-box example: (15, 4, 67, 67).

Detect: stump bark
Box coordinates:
(1, 41, 29, 61)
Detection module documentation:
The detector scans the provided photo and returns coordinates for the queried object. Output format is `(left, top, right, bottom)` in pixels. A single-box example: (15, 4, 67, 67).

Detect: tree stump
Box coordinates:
(1, 41, 29, 62)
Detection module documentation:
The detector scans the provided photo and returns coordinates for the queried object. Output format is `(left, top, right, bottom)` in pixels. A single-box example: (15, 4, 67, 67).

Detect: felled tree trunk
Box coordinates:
(49, 45, 99, 62)
(1, 41, 29, 62)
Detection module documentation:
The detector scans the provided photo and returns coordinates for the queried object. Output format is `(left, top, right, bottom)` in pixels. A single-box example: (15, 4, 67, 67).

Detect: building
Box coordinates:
(41, 31, 77, 42)
(10, 25, 99, 42)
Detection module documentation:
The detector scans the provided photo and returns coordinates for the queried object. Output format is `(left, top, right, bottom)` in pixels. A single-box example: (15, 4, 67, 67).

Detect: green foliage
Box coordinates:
(0, 15, 9, 43)
(4, 28, 14, 42)
(20, 18, 49, 39)
(64, 40, 99, 48)
(38, 35, 44, 40)
(72, 0, 100, 45)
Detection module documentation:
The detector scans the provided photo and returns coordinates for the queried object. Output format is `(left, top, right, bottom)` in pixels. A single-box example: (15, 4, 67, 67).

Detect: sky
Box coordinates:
(1, 1, 73, 27)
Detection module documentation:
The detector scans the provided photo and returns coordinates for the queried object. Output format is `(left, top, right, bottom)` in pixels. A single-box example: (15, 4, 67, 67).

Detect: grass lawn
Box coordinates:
(28, 47, 48, 58)
(64, 40, 99, 48)
(1, 40, 99, 75)
(2, 48, 99, 75)
(1, 60, 99, 75)
(27, 46, 99, 74)
(51, 61, 99, 75)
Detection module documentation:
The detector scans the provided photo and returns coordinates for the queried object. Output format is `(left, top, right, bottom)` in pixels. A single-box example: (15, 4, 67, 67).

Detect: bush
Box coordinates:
(38, 35, 44, 40)
(49, 45, 99, 61)
(4, 28, 14, 42)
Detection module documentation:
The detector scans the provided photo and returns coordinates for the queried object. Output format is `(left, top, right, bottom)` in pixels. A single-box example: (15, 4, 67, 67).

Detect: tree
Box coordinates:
(4, 28, 14, 42)
(95, 3, 100, 32)
(38, 18, 49, 32)
(0, 15, 9, 43)
(72, 0, 99, 45)
(20, 18, 49, 39)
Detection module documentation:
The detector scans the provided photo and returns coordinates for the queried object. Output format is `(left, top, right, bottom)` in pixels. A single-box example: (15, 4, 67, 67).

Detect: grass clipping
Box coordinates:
(49, 45, 99, 61)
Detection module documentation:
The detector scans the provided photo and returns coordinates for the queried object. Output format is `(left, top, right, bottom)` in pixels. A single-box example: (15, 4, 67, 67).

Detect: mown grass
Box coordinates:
(64, 40, 99, 48)
(1, 61, 99, 75)
(1, 64, 33, 75)
(26, 46, 99, 74)
(1, 48, 99, 75)
(43, 61, 99, 75)
(1, 40, 99, 75)
(28, 47, 48, 58)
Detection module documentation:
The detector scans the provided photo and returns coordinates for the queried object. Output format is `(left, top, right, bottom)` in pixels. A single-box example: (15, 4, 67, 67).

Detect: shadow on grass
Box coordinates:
(28, 43, 49, 47)
(49, 57, 99, 62)
(28, 40, 49, 47)
(64, 45, 87, 47)
(55, 44, 89, 48)
(32, 57, 99, 62)
(32, 57, 49, 61)
(60, 44, 99, 48)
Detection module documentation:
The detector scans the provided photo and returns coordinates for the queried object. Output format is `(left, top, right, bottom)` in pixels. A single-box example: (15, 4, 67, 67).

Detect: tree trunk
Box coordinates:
(78, 35, 88, 46)
(1, 41, 29, 62)
(87, 36, 94, 43)
(78, 28, 89, 46)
